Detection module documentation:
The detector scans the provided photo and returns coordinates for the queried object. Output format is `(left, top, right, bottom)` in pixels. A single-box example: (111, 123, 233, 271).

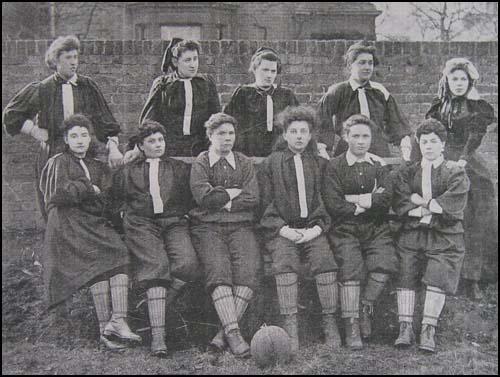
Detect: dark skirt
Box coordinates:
(44, 206, 129, 309)
(446, 147, 498, 282)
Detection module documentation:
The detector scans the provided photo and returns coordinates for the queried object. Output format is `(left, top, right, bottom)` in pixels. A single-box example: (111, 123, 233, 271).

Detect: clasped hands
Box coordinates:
(280, 225, 322, 244)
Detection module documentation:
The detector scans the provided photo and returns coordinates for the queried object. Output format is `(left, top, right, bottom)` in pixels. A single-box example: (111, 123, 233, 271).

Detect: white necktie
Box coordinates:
(293, 154, 308, 218)
(78, 159, 91, 181)
(62, 83, 75, 120)
(420, 162, 433, 224)
(146, 158, 164, 214)
(182, 80, 193, 136)
(358, 88, 370, 118)
(266, 95, 274, 132)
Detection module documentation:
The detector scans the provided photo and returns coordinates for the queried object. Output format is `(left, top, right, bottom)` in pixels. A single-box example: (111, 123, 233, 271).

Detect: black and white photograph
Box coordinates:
(2, 2, 498, 374)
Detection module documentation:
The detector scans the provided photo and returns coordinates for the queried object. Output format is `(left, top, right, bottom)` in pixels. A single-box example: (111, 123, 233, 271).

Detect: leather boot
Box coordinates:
(394, 321, 415, 348)
(209, 328, 227, 351)
(344, 317, 363, 350)
(360, 302, 373, 339)
(103, 317, 142, 343)
(225, 329, 250, 358)
(151, 326, 168, 358)
(99, 335, 127, 351)
(419, 324, 436, 353)
(323, 313, 341, 348)
(282, 314, 299, 353)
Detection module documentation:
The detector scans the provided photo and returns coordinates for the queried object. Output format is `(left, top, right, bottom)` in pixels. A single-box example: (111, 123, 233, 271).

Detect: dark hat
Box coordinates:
(161, 37, 184, 73)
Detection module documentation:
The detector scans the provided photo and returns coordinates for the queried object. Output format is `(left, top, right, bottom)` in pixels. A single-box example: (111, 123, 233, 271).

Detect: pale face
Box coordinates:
(173, 49, 199, 79)
(419, 132, 444, 161)
(64, 126, 91, 158)
(254, 59, 278, 88)
(208, 123, 235, 155)
(139, 132, 166, 159)
(56, 49, 78, 80)
(345, 124, 372, 157)
(350, 52, 374, 84)
(283, 120, 312, 154)
(447, 69, 470, 97)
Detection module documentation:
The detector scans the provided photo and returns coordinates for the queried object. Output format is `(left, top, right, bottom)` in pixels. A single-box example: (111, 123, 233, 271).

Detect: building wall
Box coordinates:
(49, 2, 379, 41)
(54, 2, 126, 40)
(2, 39, 498, 230)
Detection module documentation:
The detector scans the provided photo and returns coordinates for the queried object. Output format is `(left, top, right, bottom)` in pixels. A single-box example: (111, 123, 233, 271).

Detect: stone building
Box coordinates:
(3, 2, 381, 41)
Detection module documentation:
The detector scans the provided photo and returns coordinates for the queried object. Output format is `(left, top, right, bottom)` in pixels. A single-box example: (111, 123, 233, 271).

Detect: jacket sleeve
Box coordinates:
(231, 158, 260, 211)
(108, 165, 127, 213)
(207, 75, 221, 115)
(189, 159, 231, 210)
(460, 100, 496, 161)
(384, 94, 412, 144)
(425, 97, 442, 121)
(259, 157, 287, 235)
(223, 86, 244, 118)
(40, 155, 95, 207)
(322, 161, 357, 222)
(2, 81, 41, 136)
(316, 86, 341, 150)
(392, 165, 419, 217)
(434, 166, 470, 221)
(139, 76, 164, 125)
(86, 78, 121, 142)
(370, 164, 394, 213)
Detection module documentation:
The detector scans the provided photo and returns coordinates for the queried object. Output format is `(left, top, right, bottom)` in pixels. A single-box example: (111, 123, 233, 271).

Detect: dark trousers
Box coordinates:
(266, 234, 337, 276)
(329, 221, 398, 281)
(190, 221, 261, 292)
(124, 214, 200, 286)
(396, 228, 465, 294)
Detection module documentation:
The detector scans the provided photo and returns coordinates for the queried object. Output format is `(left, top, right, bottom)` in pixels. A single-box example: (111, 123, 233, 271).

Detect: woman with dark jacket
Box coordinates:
(224, 47, 299, 157)
(425, 58, 497, 300)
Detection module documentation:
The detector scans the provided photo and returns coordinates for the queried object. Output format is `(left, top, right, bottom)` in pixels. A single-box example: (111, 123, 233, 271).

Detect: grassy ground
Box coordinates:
(2, 230, 498, 375)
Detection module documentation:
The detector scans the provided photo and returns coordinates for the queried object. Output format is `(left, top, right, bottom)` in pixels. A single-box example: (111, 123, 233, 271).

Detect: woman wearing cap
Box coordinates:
(224, 47, 299, 157)
(424, 58, 497, 300)
(125, 38, 220, 160)
(317, 40, 412, 160)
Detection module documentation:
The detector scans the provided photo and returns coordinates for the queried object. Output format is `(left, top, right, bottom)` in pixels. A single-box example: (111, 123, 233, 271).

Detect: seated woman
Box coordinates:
(322, 114, 398, 350)
(189, 113, 261, 359)
(393, 119, 470, 353)
(260, 106, 340, 353)
(112, 120, 200, 357)
(40, 114, 140, 350)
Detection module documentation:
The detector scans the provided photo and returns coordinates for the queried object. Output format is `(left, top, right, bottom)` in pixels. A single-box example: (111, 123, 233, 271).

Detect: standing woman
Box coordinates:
(2, 35, 124, 220)
(224, 47, 299, 157)
(317, 40, 412, 159)
(40, 114, 140, 350)
(127, 38, 220, 159)
(425, 58, 497, 299)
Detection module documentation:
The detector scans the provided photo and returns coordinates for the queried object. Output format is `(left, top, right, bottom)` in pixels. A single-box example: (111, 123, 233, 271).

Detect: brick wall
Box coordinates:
(2, 40, 498, 231)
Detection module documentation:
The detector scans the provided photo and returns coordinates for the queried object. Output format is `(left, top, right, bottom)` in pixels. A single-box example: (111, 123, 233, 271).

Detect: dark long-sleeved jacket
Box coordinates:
(3, 74, 120, 155)
(322, 153, 393, 225)
(260, 147, 331, 236)
(393, 160, 470, 233)
(189, 151, 259, 223)
(112, 156, 194, 219)
(224, 84, 299, 157)
(317, 80, 411, 157)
